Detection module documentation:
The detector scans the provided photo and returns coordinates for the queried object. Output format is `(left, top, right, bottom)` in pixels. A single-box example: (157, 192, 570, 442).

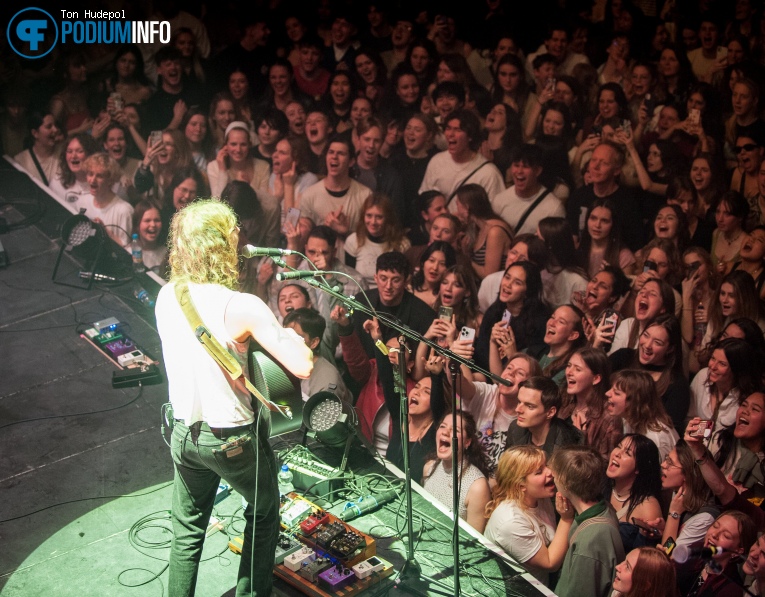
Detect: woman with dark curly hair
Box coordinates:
(423, 411, 491, 532)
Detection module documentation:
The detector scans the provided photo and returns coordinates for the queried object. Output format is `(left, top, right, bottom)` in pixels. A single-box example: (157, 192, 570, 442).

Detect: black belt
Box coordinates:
(175, 419, 253, 439)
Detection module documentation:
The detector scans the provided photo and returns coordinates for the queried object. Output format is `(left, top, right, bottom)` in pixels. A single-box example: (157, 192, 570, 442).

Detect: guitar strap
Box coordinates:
(514, 189, 550, 234)
(445, 161, 490, 208)
(174, 282, 292, 420)
(29, 149, 49, 186)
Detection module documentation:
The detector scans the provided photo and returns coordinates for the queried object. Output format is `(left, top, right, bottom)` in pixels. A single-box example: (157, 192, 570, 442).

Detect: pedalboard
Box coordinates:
(300, 510, 330, 535)
(298, 557, 332, 582)
(352, 555, 387, 579)
(284, 547, 316, 572)
(318, 564, 355, 591)
(274, 533, 303, 565)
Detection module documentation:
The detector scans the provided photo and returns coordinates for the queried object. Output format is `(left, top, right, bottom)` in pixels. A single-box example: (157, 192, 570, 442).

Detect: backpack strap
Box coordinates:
(514, 190, 551, 233)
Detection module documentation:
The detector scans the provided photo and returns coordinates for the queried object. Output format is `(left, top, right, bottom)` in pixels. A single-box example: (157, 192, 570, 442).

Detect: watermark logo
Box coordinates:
(7, 7, 58, 59)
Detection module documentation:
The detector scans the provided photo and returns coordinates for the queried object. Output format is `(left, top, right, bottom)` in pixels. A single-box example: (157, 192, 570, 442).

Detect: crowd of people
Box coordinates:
(4, 1, 765, 595)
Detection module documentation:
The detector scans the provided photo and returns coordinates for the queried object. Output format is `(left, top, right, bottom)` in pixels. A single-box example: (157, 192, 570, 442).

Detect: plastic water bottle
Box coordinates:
(133, 286, 155, 308)
(131, 233, 145, 273)
(277, 464, 294, 496)
(694, 304, 706, 347)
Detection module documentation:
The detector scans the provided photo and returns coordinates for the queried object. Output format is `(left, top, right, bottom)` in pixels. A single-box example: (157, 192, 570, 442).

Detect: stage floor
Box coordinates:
(0, 160, 549, 597)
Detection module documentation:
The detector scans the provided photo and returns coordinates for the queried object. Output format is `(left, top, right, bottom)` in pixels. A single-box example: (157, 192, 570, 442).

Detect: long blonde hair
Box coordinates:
(168, 199, 240, 289)
(485, 446, 546, 517)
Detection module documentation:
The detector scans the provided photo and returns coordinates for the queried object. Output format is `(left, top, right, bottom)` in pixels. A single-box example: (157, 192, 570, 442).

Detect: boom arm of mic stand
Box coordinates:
(302, 278, 510, 387)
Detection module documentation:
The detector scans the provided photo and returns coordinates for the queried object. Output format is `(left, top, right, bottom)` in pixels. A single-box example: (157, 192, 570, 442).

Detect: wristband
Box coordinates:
(694, 451, 708, 466)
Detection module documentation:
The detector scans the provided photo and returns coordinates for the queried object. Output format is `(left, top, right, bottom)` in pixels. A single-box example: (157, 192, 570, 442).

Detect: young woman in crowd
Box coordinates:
(537, 305, 586, 386)
(134, 129, 192, 206)
(608, 278, 676, 353)
(648, 205, 691, 253)
(392, 114, 439, 233)
(577, 266, 631, 352)
(268, 136, 318, 222)
(422, 411, 491, 532)
(14, 112, 61, 185)
(475, 261, 551, 376)
(227, 68, 255, 125)
(103, 45, 152, 107)
(261, 59, 303, 114)
(478, 235, 550, 313)
(609, 314, 690, 434)
(724, 78, 760, 159)
(454, 184, 513, 280)
(131, 200, 167, 273)
(680, 247, 718, 373)
(82, 153, 134, 246)
(577, 197, 636, 278)
(252, 108, 289, 166)
(606, 369, 679, 459)
(559, 347, 622, 458)
(481, 102, 523, 180)
(181, 107, 214, 172)
(702, 270, 765, 348)
(690, 337, 761, 449)
(173, 28, 207, 88)
(409, 241, 457, 308)
(483, 446, 574, 587)
(613, 547, 677, 597)
(655, 45, 695, 104)
(406, 39, 438, 89)
(649, 440, 717, 549)
(490, 54, 530, 118)
(538, 217, 588, 308)
(436, 265, 482, 331)
(322, 71, 355, 133)
(345, 193, 410, 288)
(354, 48, 387, 108)
(606, 434, 663, 550)
(666, 176, 714, 250)
(628, 238, 684, 315)
(689, 153, 725, 218)
(50, 133, 99, 203)
(710, 191, 749, 274)
(50, 52, 94, 135)
(207, 92, 238, 153)
(674, 510, 756, 597)
(166, 166, 206, 215)
(731, 225, 765, 299)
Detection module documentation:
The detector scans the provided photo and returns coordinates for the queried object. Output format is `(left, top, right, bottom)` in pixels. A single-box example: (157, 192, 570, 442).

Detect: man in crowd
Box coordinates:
(492, 144, 565, 234)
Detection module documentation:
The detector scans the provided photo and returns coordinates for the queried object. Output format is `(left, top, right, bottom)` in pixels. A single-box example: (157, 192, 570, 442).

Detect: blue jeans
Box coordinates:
(169, 417, 279, 597)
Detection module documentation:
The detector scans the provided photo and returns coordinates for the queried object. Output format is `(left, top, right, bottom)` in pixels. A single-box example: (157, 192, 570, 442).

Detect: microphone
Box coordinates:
(339, 489, 398, 522)
(242, 245, 293, 258)
(673, 544, 727, 563)
(276, 270, 332, 282)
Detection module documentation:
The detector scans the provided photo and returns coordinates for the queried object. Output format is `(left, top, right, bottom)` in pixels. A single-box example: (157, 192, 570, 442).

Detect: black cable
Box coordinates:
(0, 480, 173, 524)
(0, 384, 145, 431)
(0, 196, 46, 231)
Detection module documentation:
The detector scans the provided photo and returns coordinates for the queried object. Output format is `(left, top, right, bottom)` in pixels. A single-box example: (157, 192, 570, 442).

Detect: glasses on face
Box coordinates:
(662, 455, 681, 469)
(734, 143, 758, 153)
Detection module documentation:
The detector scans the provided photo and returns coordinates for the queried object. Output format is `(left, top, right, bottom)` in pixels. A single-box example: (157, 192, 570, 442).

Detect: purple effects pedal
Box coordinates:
(318, 564, 355, 591)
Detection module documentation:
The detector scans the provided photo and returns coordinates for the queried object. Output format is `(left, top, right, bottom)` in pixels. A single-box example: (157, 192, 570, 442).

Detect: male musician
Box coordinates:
(155, 199, 313, 597)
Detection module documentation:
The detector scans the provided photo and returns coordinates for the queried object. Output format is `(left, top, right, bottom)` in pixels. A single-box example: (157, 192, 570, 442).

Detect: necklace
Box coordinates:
(612, 488, 629, 502)
(722, 230, 743, 246)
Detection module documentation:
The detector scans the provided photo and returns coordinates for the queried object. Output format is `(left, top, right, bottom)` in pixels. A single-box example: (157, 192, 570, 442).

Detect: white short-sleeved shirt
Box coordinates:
(80, 193, 134, 246)
(484, 499, 556, 585)
(156, 282, 255, 428)
(467, 382, 516, 475)
(419, 151, 505, 208)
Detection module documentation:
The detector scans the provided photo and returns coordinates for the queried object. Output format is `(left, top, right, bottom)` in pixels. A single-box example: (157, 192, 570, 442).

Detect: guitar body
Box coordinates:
(248, 343, 304, 437)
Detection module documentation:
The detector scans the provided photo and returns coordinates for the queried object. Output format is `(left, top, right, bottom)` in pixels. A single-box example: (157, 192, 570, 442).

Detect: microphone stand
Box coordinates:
(301, 276, 508, 597)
